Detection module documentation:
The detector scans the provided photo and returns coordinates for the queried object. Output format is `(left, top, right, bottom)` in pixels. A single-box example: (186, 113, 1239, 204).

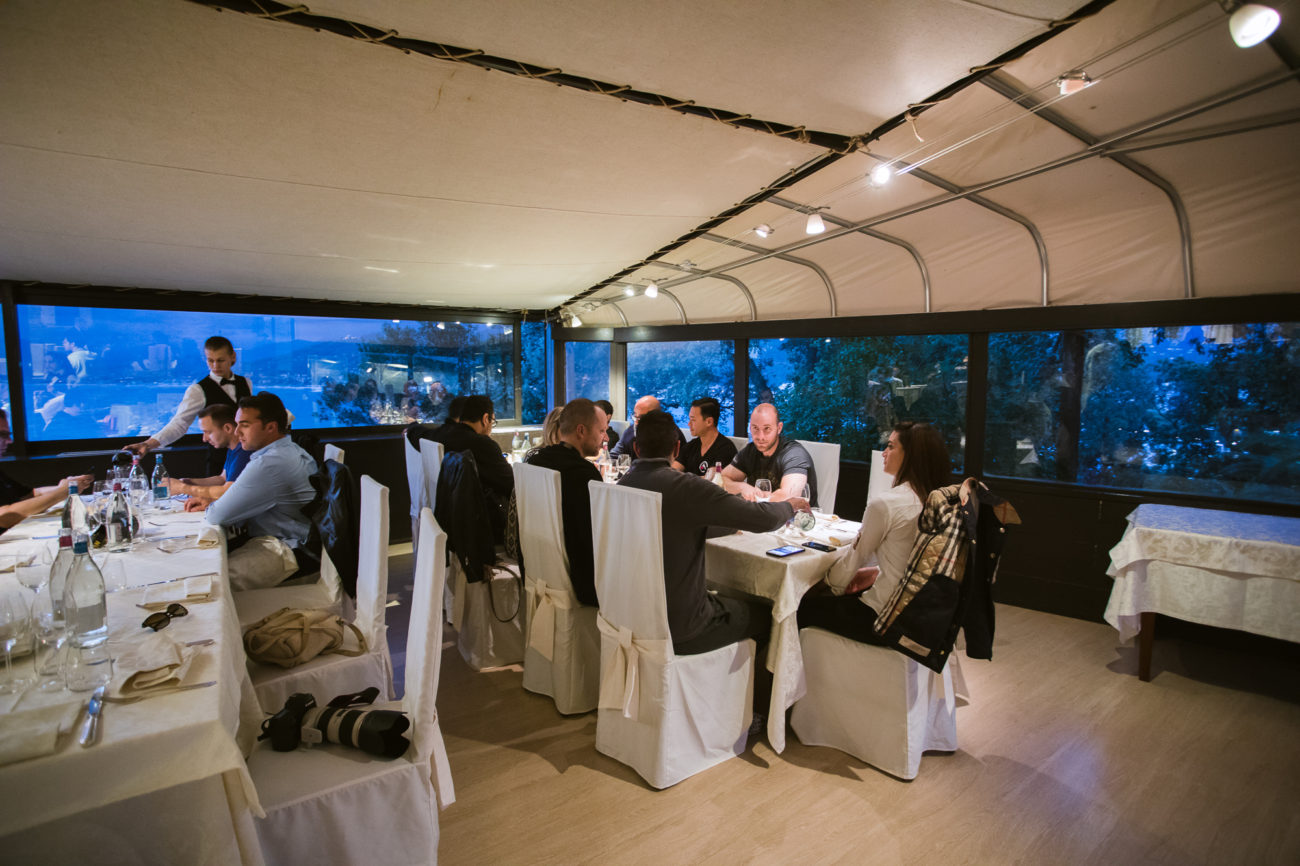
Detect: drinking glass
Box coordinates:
(616, 454, 631, 478)
(94, 553, 129, 593)
(29, 592, 66, 692)
(0, 592, 33, 695)
(755, 479, 772, 503)
(15, 563, 50, 632)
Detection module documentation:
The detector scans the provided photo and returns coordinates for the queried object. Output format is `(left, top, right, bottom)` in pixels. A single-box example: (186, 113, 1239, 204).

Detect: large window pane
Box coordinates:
(626, 341, 734, 431)
(520, 320, 549, 424)
(17, 306, 516, 441)
(987, 324, 1300, 503)
(748, 335, 968, 465)
(565, 342, 609, 403)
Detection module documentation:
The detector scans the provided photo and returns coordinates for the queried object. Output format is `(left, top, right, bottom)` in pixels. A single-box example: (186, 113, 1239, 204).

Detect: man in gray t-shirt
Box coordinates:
(722, 403, 817, 506)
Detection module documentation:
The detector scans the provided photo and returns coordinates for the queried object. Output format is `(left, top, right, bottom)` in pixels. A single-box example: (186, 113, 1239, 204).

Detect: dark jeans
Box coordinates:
(675, 594, 772, 715)
(797, 592, 890, 645)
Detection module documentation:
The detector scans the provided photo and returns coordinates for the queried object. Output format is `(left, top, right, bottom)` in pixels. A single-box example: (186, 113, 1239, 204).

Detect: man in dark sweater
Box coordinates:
(406, 395, 466, 451)
(617, 410, 808, 655)
(418, 394, 514, 541)
(525, 398, 609, 606)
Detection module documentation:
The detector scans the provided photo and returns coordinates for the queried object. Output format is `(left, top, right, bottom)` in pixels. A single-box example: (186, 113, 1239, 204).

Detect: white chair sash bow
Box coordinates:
(596, 613, 670, 720)
(524, 576, 573, 661)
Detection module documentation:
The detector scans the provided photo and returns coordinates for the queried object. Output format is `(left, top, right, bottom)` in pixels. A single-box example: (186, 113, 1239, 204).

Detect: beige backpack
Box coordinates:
(243, 607, 367, 669)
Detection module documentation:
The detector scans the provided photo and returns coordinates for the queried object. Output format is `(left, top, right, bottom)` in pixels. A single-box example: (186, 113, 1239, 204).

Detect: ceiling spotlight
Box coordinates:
(1229, 3, 1280, 47)
(570, 313, 583, 327)
(805, 212, 826, 235)
(869, 163, 893, 187)
(436, 322, 445, 330)
(754, 224, 772, 238)
(1057, 70, 1093, 96)
(623, 284, 635, 297)
(645, 282, 659, 299)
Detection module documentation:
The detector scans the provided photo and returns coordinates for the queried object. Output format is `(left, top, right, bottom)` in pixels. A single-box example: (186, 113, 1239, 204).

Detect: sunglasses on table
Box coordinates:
(142, 603, 189, 632)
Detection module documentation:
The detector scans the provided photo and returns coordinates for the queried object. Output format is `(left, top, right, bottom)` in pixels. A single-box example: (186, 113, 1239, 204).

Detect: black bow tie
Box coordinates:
(219, 377, 236, 387)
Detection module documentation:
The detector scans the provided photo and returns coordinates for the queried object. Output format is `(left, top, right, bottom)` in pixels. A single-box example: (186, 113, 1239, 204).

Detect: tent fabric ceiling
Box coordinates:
(1, 0, 1296, 326)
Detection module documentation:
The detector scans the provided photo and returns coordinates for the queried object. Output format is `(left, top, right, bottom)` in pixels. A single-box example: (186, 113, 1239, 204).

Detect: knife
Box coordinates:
(79, 686, 106, 747)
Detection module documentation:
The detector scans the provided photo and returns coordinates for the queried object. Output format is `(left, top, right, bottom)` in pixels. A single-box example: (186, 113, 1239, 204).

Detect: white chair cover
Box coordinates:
(608, 419, 629, 437)
(248, 476, 395, 710)
(322, 443, 345, 464)
(589, 481, 754, 789)
(727, 435, 748, 453)
(247, 509, 452, 866)
(790, 627, 959, 780)
(233, 547, 343, 628)
(405, 434, 424, 545)
(796, 438, 840, 512)
(420, 441, 444, 570)
(513, 463, 599, 714)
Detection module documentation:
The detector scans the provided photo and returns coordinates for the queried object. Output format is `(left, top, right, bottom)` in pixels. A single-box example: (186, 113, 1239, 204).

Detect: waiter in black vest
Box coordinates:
(125, 336, 253, 475)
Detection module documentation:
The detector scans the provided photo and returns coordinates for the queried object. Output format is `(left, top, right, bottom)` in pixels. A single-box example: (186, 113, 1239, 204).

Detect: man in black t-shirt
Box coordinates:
(524, 398, 609, 606)
(721, 403, 817, 506)
(674, 397, 737, 477)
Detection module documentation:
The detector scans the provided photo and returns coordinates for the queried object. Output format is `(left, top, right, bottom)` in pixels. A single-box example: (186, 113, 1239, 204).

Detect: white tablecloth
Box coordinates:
(706, 517, 860, 753)
(1104, 504, 1300, 644)
(0, 507, 265, 865)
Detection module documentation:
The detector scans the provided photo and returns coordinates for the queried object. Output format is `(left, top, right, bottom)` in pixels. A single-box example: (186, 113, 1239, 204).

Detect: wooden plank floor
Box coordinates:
(385, 552, 1300, 865)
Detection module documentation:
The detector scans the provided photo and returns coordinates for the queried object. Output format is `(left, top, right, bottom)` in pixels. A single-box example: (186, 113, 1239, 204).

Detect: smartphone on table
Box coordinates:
(766, 545, 805, 558)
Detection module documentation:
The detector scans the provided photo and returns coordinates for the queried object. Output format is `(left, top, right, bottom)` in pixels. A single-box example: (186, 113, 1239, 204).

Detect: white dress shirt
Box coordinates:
(150, 373, 252, 446)
(827, 483, 923, 611)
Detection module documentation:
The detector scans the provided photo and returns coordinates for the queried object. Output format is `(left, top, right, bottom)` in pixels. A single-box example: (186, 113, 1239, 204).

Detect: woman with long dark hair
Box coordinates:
(797, 421, 951, 643)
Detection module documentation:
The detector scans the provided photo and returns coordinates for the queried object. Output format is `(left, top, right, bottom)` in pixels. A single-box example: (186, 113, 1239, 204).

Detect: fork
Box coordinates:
(101, 681, 217, 704)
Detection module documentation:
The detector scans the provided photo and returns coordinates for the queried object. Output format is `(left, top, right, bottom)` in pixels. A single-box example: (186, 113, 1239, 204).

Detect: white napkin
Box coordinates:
(0, 700, 83, 765)
(114, 631, 193, 694)
(140, 573, 214, 610)
(157, 526, 221, 554)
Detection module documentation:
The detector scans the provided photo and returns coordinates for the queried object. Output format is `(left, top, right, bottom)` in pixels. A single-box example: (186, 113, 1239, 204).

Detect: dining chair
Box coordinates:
(513, 463, 599, 714)
(322, 443, 345, 464)
(247, 508, 454, 865)
(727, 435, 748, 453)
(588, 481, 754, 789)
(794, 438, 840, 512)
(246, 476, 395, 710)
(866, 448, 893, 509)
(405, 434, 425, 550)
(790, 628, 961, 780)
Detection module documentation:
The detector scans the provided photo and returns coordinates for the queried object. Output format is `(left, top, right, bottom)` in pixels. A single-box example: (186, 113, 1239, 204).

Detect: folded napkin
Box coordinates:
(139, 573, 214, 610)
(0, 700, 83, 766)
(114, 631, 193, 694)
(157, 526, 222, 554)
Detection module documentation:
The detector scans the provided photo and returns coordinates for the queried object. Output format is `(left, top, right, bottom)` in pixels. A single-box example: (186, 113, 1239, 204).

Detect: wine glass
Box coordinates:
(616, 454, 631, 480)
(0, 592, 33, 695)
(755, 479, 772, 503)
(29, 592, 66, 692)
(15, 562, 50, 631)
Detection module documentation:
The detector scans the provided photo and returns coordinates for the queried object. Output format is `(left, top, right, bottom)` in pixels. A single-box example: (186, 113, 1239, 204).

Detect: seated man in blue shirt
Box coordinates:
(187, 392, 318, 591)
(166, 404, 251, 504)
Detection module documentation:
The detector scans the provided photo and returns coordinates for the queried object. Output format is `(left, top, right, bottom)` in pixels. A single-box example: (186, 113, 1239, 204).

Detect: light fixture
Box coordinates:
(754, 224, 772, 238)
(623, 284, 635, 297)
(869, 163, 893, 186)
(570, 313, 583, 327)
(805, 211, 826, 235)
(436, 322, 445, 330)
(1057, 70, 1093, 96)
(645, 282, 659, 299)
(1229, 3, 1280, 47)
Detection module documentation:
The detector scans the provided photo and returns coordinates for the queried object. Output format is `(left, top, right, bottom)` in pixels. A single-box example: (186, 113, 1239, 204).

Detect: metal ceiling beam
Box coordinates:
(981, 71, 1194, 299)
(763, 199, 933, 313)
(645, 261, 758, 321)
(659, 289, 688, 324)
(632, 69, 1298, 301)
(700, 233, 837, 317)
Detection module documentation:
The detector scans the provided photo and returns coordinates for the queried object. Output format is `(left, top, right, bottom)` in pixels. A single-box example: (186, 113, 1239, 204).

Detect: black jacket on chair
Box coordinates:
(300, 458, 360, 598)
(435, 450, 498, 584)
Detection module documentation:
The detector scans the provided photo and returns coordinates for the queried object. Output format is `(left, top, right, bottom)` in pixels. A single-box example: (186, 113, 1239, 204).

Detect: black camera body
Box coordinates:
(259, 691, 410, 759)
(259, 692, 317, 751)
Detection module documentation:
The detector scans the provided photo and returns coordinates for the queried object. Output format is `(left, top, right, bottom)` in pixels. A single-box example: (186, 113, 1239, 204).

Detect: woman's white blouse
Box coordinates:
(827, 483, 922, 611)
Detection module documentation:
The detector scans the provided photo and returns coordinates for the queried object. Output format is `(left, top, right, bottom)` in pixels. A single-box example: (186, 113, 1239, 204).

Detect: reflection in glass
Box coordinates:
(565, 342, 609, 403)
(520, 320, 549, 424)
(16, 306, 516, 440)
(748, 335, 967, 466)
(987, 324, 1300, 504)
(626, 341, 734, 432)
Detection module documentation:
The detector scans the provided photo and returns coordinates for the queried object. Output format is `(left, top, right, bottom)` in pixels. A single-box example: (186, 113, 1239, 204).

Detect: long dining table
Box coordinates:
(0, 502, 266, 865)
(705, 513, 861, 753)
